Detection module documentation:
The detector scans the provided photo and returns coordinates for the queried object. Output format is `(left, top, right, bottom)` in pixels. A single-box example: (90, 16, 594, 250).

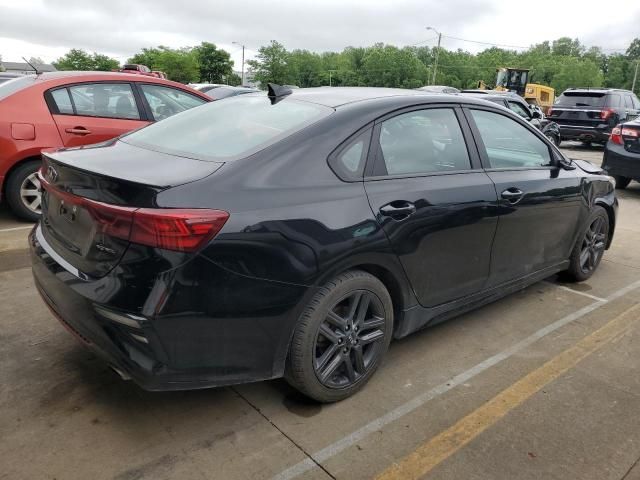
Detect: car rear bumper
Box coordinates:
(30, 225, 308, 391)
(558, 124, 611, 142)
(602, 142, 640, 180)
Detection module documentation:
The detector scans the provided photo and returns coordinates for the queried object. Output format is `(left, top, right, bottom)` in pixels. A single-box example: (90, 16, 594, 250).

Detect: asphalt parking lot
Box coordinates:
(1, 143, 639, 480)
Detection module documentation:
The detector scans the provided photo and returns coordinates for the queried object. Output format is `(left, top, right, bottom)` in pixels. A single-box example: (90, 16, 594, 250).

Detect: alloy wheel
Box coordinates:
(20, 172, 42, 215)
(579, 216, 607, 273)
(313, 290, 387, 389)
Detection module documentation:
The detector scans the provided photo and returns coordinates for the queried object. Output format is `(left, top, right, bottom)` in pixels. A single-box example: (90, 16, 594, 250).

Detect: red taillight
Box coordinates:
(39, 173, 228, 252)
(621, 127, 640, 138)
(610, 125, 623, 145)
(130, 209, 229, 252)
(600, 108, 616, 120)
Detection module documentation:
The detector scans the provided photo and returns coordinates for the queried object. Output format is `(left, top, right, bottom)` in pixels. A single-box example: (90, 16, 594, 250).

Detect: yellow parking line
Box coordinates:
(375, 301, 640, 480)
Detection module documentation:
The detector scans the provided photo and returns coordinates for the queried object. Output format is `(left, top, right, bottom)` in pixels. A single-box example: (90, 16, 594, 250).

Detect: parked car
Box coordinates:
(31, 86, 617, 402)
(200, 85, 260, 99)
(415, 85, 460, 94)
(0, 72, 24, 84)
(548, 88, 640, 145)
(119, 64, 167, 79)
(602, 119, 640, 189)
(0, 71, 210, 220)
(462, 91, 562, 146)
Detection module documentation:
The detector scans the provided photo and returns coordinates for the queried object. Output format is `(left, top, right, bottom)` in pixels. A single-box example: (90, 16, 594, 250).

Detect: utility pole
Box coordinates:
(328, 69, 337, 86)
(426, 27, 442, 85)
(633, 60, 639, 94)
(232, 42, 245, 86)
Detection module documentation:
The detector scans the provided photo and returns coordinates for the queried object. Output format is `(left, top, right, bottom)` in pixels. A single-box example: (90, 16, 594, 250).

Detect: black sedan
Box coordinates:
(602, 120, 640, 189)
(31, 86, 617, 402)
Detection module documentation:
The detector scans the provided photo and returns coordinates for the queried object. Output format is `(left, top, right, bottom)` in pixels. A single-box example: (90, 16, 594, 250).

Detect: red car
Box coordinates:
(0, 71, 211, 220)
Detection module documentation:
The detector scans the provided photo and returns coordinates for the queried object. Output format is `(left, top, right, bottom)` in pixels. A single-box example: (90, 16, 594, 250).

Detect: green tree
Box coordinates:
(195, 42, 234, 83)
(128, 46, 198, 83)
(551, 57, 603, 92)
(53, 49, 95, 70)
(552, 37, 584, 57)
(53, 49, 120, 71)
(627, 38, 640, 59)
(247, 40, 292, 87)
(226, 72, 242, 86)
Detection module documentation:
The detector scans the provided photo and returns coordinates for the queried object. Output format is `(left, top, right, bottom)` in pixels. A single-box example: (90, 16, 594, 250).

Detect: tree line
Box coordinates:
(28, 36, 640, 94)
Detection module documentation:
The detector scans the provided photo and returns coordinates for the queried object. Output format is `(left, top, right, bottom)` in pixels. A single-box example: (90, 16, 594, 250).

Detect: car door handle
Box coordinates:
(501, 188, 524, 203)
(65, 127, 91, 135)
(380, 201, 416, 218)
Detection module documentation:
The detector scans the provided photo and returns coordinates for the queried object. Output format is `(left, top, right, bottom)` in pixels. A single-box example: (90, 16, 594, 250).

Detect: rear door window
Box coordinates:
(50, 88, 74, 114)
(139, 84, 207, 121)
(67, 83, 140, 120)
(375, 108, 471, 176)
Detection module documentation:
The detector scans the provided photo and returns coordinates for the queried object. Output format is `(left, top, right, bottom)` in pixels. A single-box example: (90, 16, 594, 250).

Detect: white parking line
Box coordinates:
(542, 281, 608, 302)
(0, 225, 33, 233)
(272, 279, 640, 480)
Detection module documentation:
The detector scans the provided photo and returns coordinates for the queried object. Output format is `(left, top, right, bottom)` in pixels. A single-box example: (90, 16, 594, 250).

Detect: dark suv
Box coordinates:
(548, 88, 640, 144)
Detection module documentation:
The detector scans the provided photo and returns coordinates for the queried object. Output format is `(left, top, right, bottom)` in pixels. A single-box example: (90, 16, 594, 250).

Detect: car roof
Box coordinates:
(26, 71, 189, 87)
(283, 87, 443, 108)
(562, 88, 631, 94)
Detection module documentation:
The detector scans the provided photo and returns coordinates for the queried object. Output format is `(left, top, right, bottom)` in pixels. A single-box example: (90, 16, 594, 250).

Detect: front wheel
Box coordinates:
(564, 206, 609, 282)
(285, 270, 393, 402)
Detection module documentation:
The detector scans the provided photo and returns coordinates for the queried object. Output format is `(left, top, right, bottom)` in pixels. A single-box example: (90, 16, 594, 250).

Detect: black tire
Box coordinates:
(613, 176, 631, 190)
(285, 270, 393, 402)
(564, 206, 609, 282)
(5, 159, 42, 222)
(580, 141, 592, 148)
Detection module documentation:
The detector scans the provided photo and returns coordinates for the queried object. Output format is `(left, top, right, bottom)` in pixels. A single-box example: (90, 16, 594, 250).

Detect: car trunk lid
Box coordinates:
(39, 142, 223, 278)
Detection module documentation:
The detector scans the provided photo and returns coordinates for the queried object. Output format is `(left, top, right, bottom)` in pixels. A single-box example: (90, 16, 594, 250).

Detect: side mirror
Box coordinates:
(531, 110, 542, 119)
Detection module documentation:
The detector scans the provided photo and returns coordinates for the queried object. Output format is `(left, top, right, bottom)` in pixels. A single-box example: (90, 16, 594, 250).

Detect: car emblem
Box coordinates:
(47, 165, 58, 182)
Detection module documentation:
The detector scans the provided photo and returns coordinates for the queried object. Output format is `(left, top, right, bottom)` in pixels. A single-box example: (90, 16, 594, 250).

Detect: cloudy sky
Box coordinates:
(1, 0, 639, 70)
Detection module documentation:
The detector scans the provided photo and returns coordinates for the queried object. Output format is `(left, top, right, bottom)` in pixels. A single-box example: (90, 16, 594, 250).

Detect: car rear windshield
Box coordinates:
(0, 75, 36, 101)
(555, 92, 606, 108)
(122, 95, 332, 161)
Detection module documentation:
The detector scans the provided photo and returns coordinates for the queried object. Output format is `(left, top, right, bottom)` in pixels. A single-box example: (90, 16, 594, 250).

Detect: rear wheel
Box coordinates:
(5, 160, 42, 222)
(613, 176, 631, 189)
(286, 270, 393, 402)
(565, 206, 609, 282)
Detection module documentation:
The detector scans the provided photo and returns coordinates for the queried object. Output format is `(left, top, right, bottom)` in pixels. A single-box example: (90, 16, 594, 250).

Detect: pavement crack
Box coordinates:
(621, 453, 640, 480)
(231, 387, 337, 480)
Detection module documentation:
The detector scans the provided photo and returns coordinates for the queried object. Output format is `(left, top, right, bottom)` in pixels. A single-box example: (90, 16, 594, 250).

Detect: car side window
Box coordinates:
(328, 129, 371, 181)
(50, 88, 74, 114)
(67, 83, 140, 120)
(470, 109, 551, 169)
(377, 108, 471, 176)
(507, 101, 531, 119)
(139, 84, 206, 121)
(633, 95, 640, 110)
(608, 94, 621, 108)
(624, 95, 634, 109)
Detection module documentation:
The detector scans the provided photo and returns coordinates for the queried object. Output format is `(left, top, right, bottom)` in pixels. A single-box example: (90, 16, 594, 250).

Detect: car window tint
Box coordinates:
(470, 109, 551, 169)
(507, 101, 530, 119)
(624, 95, 634, 108)
(51, 88, 74, 114)
(378, 108, 471, 175)
(608, 94, 621, 108)
(68, 83, 140, 120)
(329, 129, 371, 180)
(139, 84, 206, 121)
(122, 95, 331, 161)
(633, 95, 640, 109)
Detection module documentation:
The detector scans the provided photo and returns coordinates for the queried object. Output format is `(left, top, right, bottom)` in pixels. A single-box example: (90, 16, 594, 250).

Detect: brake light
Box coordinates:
(600, 108, 616, 120)
(130, 209, 229, 252)
(610, 125, 623, 145)
(39, 173, 228, 252)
